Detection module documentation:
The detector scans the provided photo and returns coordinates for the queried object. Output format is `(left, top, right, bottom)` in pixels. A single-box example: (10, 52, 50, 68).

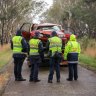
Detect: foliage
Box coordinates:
(42, 0, 96, 39)
(0, 0, 46, 45)
(79, 54, 96, 71)
(0, 45, 12, 69)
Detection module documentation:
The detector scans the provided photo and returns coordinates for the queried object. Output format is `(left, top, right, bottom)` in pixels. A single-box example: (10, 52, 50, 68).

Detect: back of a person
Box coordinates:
(64, 34, 81, 81)
(48, 31, 62, 83)
(29, 32, 42, 82)
(67, 34, 80, 62)
(11, 30, 27, 81)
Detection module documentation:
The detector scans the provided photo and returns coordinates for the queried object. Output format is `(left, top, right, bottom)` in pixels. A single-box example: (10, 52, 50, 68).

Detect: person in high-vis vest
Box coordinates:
(64, 34, 81, 81)
(11, 30, 28, 81)
(46, 31, 62, 83)
(29, 32, 43, 82)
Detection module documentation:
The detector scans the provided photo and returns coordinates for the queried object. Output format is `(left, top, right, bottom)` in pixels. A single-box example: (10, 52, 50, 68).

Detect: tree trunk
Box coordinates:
(1, 20, 5, 46)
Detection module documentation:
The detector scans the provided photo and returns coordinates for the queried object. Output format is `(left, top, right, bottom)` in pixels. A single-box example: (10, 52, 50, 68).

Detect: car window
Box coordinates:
(37, 25, 61, 31)
(52, 26, 60, 31)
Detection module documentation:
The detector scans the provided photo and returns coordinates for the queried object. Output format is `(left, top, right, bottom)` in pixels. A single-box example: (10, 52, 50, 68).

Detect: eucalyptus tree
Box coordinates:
(42, 0, 96, 38)
(0, 0, 45, 45)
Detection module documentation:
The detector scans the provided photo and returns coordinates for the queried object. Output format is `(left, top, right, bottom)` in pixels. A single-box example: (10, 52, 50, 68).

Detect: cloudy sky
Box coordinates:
(43, 0, 53, 7)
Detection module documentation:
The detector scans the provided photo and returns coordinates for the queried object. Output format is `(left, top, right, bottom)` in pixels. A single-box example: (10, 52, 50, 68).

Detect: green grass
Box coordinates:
(79, 54, 96, 71)
(0, 48, 12, 69)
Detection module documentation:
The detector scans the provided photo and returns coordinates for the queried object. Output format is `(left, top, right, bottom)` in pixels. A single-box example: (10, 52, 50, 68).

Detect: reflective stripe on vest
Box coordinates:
(49, 36, 62, 56)
(12, 36, 22, 53)
(68, 61, 78, 63)
(68, 42, 79, 63)
(29, 39, 40, 55)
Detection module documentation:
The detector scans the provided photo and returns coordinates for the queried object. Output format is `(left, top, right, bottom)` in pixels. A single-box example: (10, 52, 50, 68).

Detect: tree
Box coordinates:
(42, 0, 96, 38)
(0, 0, 45, 45)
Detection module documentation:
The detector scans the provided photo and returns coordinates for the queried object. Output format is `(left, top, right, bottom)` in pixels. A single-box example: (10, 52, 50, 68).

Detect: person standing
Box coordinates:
(47, 31, 62, 83)
(11, 30, 28, 81)
(29, 32, 43, 82)
(64, 34, 81, 81)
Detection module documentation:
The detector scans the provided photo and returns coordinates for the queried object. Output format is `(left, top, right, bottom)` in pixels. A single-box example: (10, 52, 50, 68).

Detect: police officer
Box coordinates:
(47, 31, 62, 83)
(64, 34, 81, 81)
(11, 30, 28, 81)
(29, 32, 43, 82)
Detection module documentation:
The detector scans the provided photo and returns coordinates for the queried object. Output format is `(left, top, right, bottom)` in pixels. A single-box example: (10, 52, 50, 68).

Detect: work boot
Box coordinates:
(15, 78, 19, 81)
(29, 79, 33, 82)
(34, 79, 41, 82)
(74, 77, 78, 81)
(48, 80, 53, 83)
(57, 79, 60, 83)
(16, 78, 26, 81)
(66, 78, 73, 81)
(74, 78, 78, 81)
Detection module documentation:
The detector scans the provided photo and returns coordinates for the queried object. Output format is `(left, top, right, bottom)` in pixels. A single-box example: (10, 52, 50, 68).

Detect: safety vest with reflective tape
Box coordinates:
(64, 41, 81, 61)
(12, 36, 22, 53)
(29, 39, 40, 55)
(68, 41, 80, 53)
(49, 36, 62, 56)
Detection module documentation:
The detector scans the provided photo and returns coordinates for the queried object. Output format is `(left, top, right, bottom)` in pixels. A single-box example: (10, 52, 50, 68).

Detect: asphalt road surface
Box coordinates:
(2, 60, 96, 96)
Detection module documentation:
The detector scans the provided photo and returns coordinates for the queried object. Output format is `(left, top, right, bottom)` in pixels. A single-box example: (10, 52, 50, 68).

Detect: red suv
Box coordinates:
(20, 23, 70, 65)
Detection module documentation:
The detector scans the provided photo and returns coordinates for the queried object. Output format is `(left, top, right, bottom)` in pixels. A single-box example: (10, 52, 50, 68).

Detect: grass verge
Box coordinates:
(0, 45, 12, 69)
(79, 54, 96, 72)
(0, 45, 12, 96)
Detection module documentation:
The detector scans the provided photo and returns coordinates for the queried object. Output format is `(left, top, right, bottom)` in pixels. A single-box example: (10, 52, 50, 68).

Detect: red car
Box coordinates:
(20, 23, 71, 65)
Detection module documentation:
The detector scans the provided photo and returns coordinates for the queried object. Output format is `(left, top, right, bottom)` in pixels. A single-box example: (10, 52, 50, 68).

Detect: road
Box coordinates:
(2, 60, 96, 96)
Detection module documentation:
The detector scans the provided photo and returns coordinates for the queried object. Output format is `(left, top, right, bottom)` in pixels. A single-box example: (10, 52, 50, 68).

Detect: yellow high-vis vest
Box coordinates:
(29, 39, 40, 55)
(12, 36, 22, 53)
(49, 36, 62, 56)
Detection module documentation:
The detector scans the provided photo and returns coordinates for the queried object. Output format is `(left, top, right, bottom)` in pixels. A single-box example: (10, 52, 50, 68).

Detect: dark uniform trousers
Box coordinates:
(48, 57, 61, 81)
(29, 55, 41, 81)
(68, 63, 78, 80)
(13, 57, 25, 79)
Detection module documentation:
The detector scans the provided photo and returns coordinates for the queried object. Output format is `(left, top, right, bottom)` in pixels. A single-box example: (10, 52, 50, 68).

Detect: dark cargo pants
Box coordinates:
(29, 55, 41, 81)
(13, 57, 25, 79)
(68, 63, 78, 80)
(48, 57, 61, 81)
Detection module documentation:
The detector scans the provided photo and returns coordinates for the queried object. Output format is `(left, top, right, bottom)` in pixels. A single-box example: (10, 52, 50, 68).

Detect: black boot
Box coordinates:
(48, 80, 53, 83)
(16, 78, 26, 81)
(66, 78, 73, 81)
(34, 79, 41, 82)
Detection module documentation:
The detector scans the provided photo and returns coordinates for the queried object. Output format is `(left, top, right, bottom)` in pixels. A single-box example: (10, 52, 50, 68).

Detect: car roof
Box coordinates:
(37, 23, 60, 27)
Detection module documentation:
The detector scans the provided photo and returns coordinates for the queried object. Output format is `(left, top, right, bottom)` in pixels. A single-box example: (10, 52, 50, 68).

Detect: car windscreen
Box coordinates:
(36, 25, 61, 31)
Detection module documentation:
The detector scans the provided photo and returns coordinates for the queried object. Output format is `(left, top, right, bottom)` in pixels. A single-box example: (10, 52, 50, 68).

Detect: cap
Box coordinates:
(34, 31, 40, 37)
(51, 31, 57, 36)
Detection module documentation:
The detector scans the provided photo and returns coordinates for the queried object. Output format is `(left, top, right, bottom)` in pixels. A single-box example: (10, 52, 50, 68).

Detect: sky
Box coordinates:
(33, 0, 53, 23)
(43, 0, 53, 8)
(37, 0, 53, 8)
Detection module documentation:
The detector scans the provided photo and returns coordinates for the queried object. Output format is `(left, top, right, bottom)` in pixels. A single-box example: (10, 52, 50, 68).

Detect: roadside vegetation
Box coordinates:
(0, 44, 12, 69)
(79, 38, 96, 71)
(0, 44, 12, 96)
